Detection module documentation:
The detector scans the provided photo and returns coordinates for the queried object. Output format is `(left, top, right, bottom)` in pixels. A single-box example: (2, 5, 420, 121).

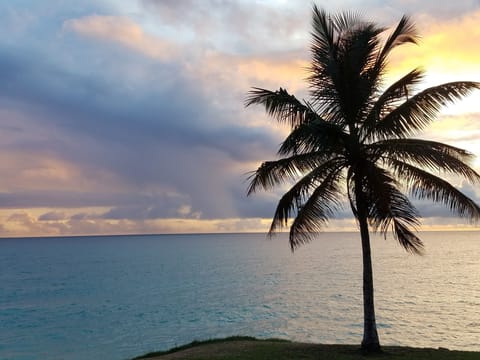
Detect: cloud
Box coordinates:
(0, 41, 281, 221)
(38, 211, 67, 221)
(4, 211, 69, 236)
(140, 0, 309, 55)
(70, 212, 97, 221)
(99, 192, 196, 220)
(63, 15, 178, 61)
(0, 207, 276, 237)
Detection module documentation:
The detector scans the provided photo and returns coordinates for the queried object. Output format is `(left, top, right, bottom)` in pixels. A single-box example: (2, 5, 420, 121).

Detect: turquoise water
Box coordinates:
(1, 232, 479, 359)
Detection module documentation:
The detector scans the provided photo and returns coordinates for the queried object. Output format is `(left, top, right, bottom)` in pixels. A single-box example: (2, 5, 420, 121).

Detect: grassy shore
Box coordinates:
(132, 336, 480, 360)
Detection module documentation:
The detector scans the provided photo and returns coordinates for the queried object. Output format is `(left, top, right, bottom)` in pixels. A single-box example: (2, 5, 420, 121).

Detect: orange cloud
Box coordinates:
(63, 15, 177, 61)
(388, 10, 480, 81)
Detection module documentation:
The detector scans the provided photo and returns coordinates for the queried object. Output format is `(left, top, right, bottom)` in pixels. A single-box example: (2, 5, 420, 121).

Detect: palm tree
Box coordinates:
(245, 6, 480, 353)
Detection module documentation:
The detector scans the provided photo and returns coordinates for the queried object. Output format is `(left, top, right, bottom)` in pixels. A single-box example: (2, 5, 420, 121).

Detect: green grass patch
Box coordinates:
(131, 337, 480, 360)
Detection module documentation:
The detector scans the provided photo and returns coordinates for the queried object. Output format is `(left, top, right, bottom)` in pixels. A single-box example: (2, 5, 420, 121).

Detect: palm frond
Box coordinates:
(392, 220, 424, 255)
(331, 10, 364, 34)
(374, 82, 480, 138)
(311, 5, 335, 59)
(376, 16, 418, 70)
(286, 167, 344, 250)
(357, 162, 423, 253)
(246, 152, 328, 195)
(268, 157, 346, 237)
(389, 160, 480, 220)
(278, 118, 348, 156)
(371, 139, 480, 182)
(309, 7, 342, 122)
(363, 164, 420, 229)
(245, 87, 310, 128)
(362, 68, 424, 139)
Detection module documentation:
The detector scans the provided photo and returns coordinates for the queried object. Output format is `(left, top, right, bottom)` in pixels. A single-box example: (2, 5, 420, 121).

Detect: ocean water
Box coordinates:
(0, 231, 479, 360)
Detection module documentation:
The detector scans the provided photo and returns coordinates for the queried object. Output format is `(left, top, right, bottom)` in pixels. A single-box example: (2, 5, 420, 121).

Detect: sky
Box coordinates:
(0, 0, 479, 237)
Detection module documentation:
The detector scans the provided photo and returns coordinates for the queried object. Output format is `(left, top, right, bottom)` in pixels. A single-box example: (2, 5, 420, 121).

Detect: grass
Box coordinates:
(131, 336, 286, 359)
(131, 336, 480, 360)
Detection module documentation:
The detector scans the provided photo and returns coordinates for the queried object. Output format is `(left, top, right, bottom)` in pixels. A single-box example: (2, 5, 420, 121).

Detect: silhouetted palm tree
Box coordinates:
(246, 6, 480, 353)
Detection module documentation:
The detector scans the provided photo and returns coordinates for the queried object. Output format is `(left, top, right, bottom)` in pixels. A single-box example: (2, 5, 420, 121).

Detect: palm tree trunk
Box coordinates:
(358, 212, 381, 352)
(355, 183, 381, 353)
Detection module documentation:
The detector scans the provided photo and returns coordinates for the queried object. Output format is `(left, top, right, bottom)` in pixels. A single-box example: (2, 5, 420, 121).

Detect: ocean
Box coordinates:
(1, 231, 479, 360)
